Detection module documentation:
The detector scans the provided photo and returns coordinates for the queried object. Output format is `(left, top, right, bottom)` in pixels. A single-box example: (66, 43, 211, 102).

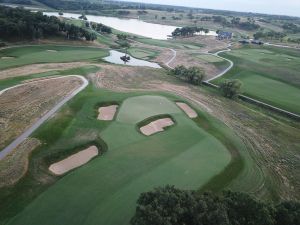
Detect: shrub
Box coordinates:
(170, 65, 204, 85)
(219, 79, 242, 99)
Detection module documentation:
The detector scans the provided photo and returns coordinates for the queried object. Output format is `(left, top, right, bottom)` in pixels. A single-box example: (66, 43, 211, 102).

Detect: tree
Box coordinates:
(170, 65, 204, 85)
(117, 34, 128, 40)
(119, 40, 131, 56)
(223, 191, 275, 225)
(131, 185, 229, 225)
(58, 11, 63, 16)
(275, 201, 300, 225)
(219, 79, 242, 99)
(131, 186, 300, 225)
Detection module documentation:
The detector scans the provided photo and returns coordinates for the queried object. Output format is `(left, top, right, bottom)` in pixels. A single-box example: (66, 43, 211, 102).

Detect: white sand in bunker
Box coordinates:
(49, 146, 99, 175)
(46, 49, 58, 52)
(176, 102, 198, 118)
(98, 105, 118, 121)
(140, 118, 174, 136)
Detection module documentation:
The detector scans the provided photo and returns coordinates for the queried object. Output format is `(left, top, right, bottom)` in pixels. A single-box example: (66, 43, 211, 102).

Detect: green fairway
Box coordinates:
(213, 46, 300, 114)
(127, 47, 159, 60)
(135, 37, 203, 49)
(196, 54, 224, 63)
(6, 92, 231, 225)
(0, 45, 109, 70)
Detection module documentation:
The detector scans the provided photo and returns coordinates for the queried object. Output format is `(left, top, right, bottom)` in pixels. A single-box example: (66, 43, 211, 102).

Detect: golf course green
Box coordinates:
(7, 92, 231, 225)
(213, 46, 300, 114)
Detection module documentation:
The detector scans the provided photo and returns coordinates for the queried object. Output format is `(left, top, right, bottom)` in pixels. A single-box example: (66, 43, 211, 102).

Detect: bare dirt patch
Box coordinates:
(97, 105, 118, 121)
(0, 138, 41, 187)
(176, 102, 197, 118)
(49, 146, 99, 175)
(0, 76, 82, 150)
(140, 118, 174, 136)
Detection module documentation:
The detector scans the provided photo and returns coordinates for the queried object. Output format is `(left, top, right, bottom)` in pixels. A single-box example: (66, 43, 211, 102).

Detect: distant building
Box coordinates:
(217, 31, 233, 40)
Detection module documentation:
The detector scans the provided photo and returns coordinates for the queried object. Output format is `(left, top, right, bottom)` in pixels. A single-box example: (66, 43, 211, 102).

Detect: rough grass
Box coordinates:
(1, 90, 234, 225)
(0, 65, 100, 91)
(196, 54, 224, 62)
(213, 45, 300, 114)
(0, 45, 109, 70)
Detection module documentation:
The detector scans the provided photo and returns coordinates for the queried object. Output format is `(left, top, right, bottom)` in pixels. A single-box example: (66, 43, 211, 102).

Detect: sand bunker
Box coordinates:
(46, 50, 58, 52)
(98, 105, 118, 121)
(1, 56, 14, 59)
(49, 146, 99, 175)
(140, 118, 174, 136)
(176, 102, 197, 118)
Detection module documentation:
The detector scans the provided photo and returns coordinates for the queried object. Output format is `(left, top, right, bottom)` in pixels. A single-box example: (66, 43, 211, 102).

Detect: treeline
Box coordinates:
(0, 0, 32, 5)
(90, 22, 112, 34)
(170, 66, 204, 85)
(254, 31, 287, 40)
(131, 185, 300, 225)
(0, 6, 96, 41)
(172, 27, 209, 37)
(34, 0, 179, 12)
(35, 0, 116, 11)
(282, 23, 300, 34)
(200, 15, 260, 31)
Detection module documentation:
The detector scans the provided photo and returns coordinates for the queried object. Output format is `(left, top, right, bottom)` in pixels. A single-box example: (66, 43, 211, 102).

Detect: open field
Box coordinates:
(0, 45, 108, 70)
(213, 46, 300, 114)
(0, 76, 83, 150)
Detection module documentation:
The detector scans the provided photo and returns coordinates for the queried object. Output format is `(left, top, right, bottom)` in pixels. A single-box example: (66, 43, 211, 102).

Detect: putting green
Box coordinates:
(8, 95, 231, 225)
(117, 95, 182, 123)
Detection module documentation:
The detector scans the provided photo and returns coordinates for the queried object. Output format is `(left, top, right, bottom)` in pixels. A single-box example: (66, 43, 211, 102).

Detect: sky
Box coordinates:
(119, 0, 300, 17)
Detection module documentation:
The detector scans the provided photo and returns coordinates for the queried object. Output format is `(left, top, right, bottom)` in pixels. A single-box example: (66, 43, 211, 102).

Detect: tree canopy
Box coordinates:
(0, 6, 97, 41)
(131, 185, 300, 225)
(170, 65, 204, 85)
(219, 79, 243, 99)
(172, 27, 209, 37)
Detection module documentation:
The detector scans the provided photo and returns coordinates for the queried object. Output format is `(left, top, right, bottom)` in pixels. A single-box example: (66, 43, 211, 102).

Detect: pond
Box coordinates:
(103, 50, 161, 68)
(44, 12, 217, 39)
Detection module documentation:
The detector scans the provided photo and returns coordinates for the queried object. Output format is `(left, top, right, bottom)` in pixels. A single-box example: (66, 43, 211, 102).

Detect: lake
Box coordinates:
(103, 50, 161, 68)
(44, 12, 217, 39)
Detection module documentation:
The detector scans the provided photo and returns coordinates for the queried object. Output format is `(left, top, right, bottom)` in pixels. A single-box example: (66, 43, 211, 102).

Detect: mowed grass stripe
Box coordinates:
(8, 95, 231, 225)
(0, 45, 109, 70)
(214, 46, 300, 114)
